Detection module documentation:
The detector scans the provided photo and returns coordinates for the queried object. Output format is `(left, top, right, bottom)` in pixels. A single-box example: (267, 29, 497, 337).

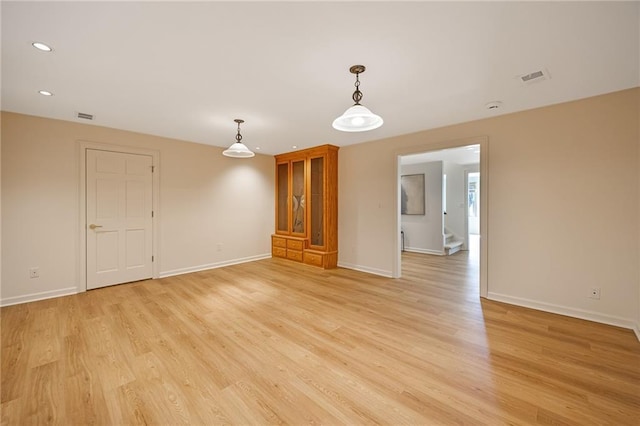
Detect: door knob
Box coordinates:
(89, 224, 103, 230)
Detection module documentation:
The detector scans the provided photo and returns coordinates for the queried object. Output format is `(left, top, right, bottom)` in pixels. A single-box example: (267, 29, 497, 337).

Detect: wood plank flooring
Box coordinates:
(2, 251, 639, 425)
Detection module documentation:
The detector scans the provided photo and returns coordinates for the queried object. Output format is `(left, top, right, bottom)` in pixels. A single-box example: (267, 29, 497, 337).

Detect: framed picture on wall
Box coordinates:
(401, 174, 425, 215)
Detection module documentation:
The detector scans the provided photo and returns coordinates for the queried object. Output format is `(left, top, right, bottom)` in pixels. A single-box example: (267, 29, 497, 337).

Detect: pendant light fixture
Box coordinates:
(332, 65, 383, 132)
(222, 119, 255, 158)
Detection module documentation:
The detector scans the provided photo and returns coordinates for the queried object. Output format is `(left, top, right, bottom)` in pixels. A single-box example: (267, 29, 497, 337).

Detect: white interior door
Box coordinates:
(86, 149, 153, 290)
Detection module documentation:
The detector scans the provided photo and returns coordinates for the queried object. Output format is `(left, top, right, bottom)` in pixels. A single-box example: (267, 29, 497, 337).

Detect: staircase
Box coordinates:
(444, 230, 463, 255)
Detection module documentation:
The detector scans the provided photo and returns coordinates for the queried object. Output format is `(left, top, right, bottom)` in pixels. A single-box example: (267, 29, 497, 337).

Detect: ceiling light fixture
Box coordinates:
(32, 42, 52, 52)
(332, 65, 383, 132)
(38, 90, 53, 96)
(222, 119, 254, 158)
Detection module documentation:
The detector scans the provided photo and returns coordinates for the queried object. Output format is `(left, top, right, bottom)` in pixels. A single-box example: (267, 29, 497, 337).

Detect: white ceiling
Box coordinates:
(2, 1, 638, 155)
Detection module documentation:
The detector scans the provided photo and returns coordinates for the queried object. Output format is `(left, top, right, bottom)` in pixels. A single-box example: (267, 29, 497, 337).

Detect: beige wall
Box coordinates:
(2, 89, 639, 333)
(637, 3, 640, 339)
(339, 88, 640, 330)
(0, 113, 2, 303)
(1, 112, 274, 305)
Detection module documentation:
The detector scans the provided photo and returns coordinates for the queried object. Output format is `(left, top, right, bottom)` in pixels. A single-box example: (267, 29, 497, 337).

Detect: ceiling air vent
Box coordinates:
(519, 69, 550, 85)
(76, 112, 94, 120)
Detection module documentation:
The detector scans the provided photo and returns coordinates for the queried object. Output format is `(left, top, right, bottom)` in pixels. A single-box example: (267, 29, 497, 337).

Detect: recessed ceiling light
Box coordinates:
(32, 42, 52, 52)
(292, 145, 297, 149)
(38, 90, 53, 96)
(255, 147, 261, 150)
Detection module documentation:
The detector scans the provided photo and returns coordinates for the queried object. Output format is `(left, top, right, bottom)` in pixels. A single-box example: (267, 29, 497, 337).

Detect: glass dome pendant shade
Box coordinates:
(223, 119, 255, 158)
(332, 65, 383, 132)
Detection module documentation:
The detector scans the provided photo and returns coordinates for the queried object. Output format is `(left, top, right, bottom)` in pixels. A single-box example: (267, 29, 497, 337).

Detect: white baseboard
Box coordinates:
(488, 292, 639, 339)
(159, 253, 271, 278)
(337, 261, 393, 278)
(0, 255, 272, 307)
(405, 247, 444, 256)
(1, 287, 79, 307)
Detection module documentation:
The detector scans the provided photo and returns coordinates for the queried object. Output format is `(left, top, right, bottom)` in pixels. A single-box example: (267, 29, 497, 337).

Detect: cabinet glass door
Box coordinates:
(291, 160, 305, 234)
(276, 162, 289, 232)
(310, 156, 324, 246)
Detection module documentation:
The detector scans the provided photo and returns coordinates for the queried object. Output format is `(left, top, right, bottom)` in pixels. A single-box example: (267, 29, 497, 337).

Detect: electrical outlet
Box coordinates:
(589, 287, 601, 299)
(29, 267, 40, 279)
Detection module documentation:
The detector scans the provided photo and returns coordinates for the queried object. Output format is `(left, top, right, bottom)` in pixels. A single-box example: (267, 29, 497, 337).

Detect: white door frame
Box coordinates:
(464, 169, 470, 251)
(394, 136, 488, 298)
(78, 141, 160, 292)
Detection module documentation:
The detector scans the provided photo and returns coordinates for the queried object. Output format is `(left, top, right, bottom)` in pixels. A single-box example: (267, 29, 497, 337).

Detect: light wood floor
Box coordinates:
(2, 251, 639, 425)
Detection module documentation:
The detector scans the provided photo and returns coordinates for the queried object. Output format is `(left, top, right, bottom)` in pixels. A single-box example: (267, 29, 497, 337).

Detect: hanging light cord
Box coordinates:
(235, 120, 243, 143)
(352, 72, 363, 105)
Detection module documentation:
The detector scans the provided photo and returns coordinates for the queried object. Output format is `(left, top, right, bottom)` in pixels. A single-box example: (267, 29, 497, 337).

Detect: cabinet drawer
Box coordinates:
(272, 246, 287, 258)
(272, 237, 287, 248)
(303, 251, 324, 267)
(287, 250, 303, 262)
(287, 239, 304, 251)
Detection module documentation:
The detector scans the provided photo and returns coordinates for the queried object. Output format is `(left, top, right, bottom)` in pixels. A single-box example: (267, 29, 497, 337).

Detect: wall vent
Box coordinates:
(76, 112, 94, 120)
(519, 69, 550, 85)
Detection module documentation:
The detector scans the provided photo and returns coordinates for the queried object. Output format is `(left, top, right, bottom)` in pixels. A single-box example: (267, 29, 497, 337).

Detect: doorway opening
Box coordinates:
(397, 138, 487, 297)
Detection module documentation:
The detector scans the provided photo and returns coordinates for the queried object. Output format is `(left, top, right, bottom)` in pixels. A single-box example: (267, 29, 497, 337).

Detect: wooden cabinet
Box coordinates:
(272, 144, 338, 269)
